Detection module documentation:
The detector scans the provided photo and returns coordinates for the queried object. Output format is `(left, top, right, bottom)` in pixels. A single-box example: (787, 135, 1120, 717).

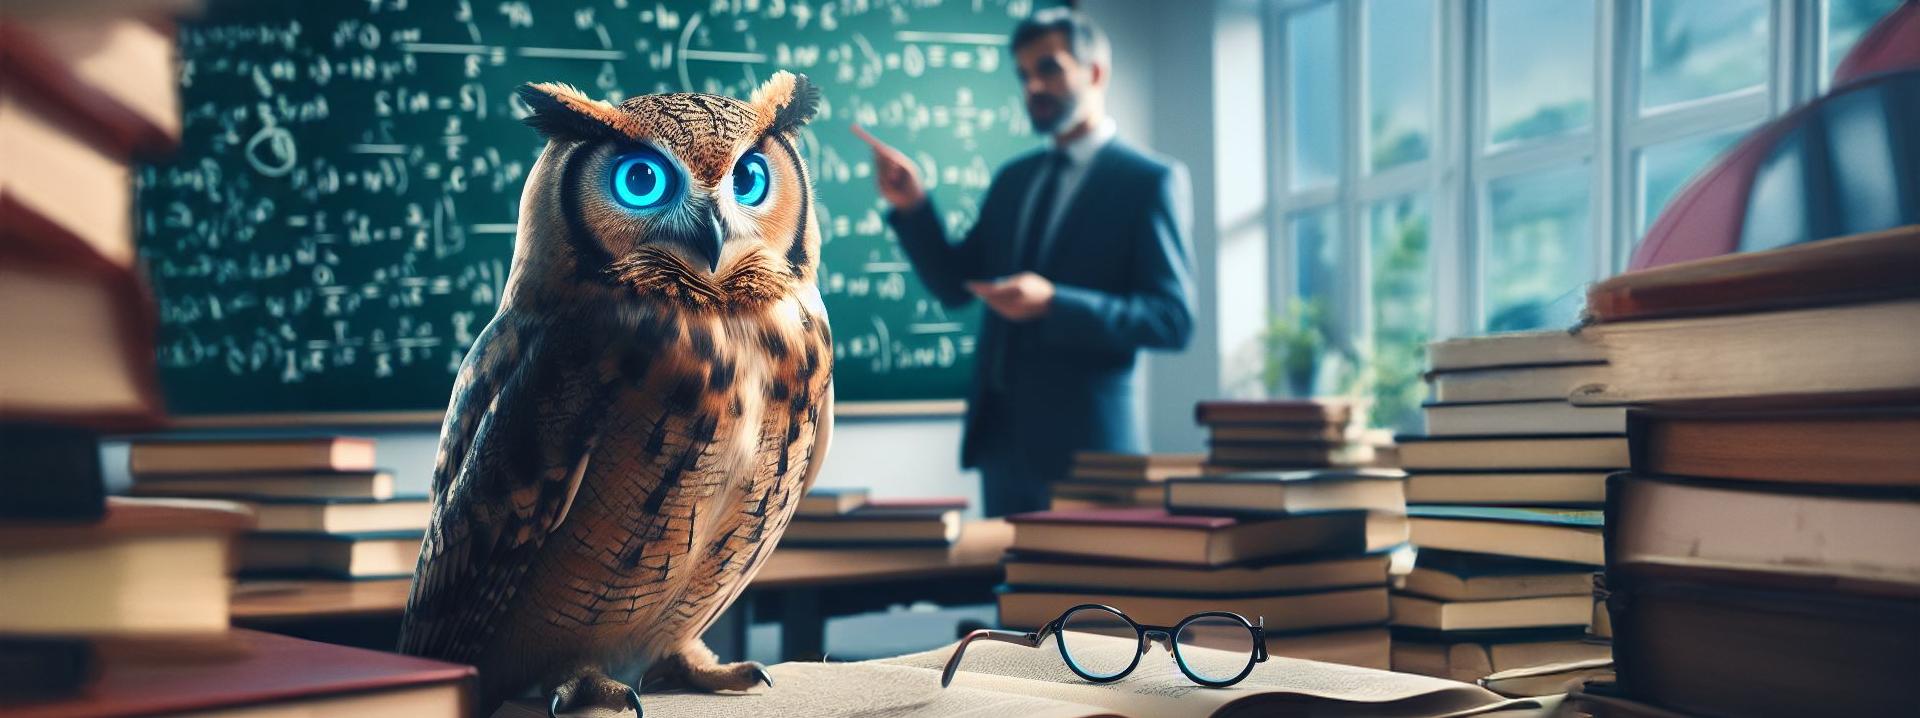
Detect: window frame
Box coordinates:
(1263, 0, 1844, 408)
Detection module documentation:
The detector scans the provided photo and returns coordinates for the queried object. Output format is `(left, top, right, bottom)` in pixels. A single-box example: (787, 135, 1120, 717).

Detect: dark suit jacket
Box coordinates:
(887, 139, 1196, 481)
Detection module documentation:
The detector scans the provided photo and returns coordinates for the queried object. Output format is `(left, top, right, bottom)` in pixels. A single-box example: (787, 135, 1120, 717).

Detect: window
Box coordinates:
(1484, 0, 1595, 146)
(1288, 3, 1343, 190)
(1365, 0, 1433, 172)
(1265, 0, 1900, 430)
(1366, 195, 1430, 431)
(1485, 164, 1592, 332)
(1635, 128, 1746, 234)
(1639, 0, 1768, 111)
(1823, 0, 1906, 88)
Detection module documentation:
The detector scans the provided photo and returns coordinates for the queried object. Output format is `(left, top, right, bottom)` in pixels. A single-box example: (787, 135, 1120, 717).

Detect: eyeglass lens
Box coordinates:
(1173, 616, 1256, 684)
(1059, 606, 1137, 679)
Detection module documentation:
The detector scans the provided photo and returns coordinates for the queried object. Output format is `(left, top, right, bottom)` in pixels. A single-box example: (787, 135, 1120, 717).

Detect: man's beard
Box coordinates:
(1026, 92, 1079, 135)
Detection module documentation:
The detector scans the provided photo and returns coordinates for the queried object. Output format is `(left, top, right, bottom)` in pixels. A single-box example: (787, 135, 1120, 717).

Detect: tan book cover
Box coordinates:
(129, 438, 377, 476)
(1427, 331, 1607, 372)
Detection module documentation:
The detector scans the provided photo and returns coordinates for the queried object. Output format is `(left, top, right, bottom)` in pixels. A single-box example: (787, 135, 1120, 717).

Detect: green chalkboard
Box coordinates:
(138, 0, 1052, 422)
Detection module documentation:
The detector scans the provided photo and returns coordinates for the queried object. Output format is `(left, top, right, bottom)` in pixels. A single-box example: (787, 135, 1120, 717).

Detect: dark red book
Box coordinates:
(5, 629, 473, 718)
(1006, 508, 1406, 566)
(1194, 399, 1355, 426)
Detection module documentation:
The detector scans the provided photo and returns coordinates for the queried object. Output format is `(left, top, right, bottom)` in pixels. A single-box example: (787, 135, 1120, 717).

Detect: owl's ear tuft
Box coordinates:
(751, 71, 821, 137)
(518, 82, 636, 141)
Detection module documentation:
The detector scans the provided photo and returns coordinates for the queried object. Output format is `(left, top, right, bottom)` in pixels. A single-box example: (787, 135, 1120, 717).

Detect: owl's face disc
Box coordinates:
(516, 73, 821, 312)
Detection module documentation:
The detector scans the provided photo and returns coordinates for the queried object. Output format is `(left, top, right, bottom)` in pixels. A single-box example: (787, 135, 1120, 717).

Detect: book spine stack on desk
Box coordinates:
(999, 460, 1416, 670)
(1387, 330, 1621, 691)
(1194, 399, 1382, 473)
(783, 489, 968, 548)
(125, 437, 429, 580)
(0, 4, 183, 511)
(0, 5, 253, 702)
(1048, 451, 1203, 510)
(1578, 226, 1920, 718)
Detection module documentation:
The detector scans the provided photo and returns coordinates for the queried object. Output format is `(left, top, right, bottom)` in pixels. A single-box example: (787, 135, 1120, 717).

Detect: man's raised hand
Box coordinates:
(852, 124, 928, 211)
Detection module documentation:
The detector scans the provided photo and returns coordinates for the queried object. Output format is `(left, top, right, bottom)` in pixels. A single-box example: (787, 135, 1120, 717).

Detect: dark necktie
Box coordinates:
(1017, 150, 1069, 271)
(987, 150, 1068, 395)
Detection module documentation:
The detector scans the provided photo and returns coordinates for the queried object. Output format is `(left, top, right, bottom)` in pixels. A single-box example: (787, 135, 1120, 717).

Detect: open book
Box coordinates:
(617, 633, 1536, 718)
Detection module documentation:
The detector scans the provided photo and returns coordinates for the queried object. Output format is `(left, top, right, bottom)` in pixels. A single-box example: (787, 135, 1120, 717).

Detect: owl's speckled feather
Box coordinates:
(398, 72, 832, 716)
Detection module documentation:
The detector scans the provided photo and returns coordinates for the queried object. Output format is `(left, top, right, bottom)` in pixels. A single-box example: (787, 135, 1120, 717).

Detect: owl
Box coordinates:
(397, 71, 833, 718)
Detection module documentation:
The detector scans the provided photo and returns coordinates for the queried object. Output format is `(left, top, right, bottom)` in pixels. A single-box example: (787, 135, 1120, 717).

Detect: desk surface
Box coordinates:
(231, 519, 1012, 622)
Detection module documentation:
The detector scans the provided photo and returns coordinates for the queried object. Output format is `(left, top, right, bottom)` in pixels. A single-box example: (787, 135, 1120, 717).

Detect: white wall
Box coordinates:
(1086, 0, 1271, 453)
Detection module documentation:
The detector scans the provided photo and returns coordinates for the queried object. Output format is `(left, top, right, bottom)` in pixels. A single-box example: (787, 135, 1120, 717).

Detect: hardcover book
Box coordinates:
(1007, 508, 1408, 567)
(1165, 469, 1406, 517)
(1406, 506, 1604, 566)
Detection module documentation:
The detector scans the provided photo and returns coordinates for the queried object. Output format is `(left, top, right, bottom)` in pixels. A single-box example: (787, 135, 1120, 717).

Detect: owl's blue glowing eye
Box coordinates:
(611, 149, 677, 209)
(733, 151, 770, 207)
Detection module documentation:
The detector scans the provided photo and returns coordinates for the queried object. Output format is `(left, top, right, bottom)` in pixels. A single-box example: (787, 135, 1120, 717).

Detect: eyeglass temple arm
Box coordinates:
(940, 629, 1042, 688)
(1253, 616, 1269, 662)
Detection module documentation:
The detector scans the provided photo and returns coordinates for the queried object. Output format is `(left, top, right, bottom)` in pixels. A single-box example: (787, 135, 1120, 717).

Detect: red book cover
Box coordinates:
(6, 629, 473, 718)
(1194, 399, 1354, 426)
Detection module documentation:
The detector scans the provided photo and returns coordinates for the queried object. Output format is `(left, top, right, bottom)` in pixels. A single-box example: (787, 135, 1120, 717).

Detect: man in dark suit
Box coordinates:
(853, 8, 1196, 516)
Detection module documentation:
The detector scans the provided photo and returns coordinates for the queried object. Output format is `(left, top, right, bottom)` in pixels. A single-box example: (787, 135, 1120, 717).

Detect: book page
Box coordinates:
(879, 633, 1533, 718)
(600, 663, 1116, 718)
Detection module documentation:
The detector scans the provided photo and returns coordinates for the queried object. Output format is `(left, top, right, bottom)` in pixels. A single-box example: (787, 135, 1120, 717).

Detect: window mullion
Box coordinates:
(1266, 1, 1295, 318)
(1479, 138, 1594, 181)
(1342, 0, 1369, 361)
(1427, 0, 1462, 341)
(1774, 0, 1818, 112)
(1461, 0, 1488, 331)
(1595, 0, 1622, 276)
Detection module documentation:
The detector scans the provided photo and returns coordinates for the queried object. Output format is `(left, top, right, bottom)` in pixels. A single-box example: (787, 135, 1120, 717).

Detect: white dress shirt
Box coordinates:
(1016, 116, 1118, 269)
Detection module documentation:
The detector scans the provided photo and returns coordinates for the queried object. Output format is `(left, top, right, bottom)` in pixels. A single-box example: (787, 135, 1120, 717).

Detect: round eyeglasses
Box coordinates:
(942, 604, 1268, 689)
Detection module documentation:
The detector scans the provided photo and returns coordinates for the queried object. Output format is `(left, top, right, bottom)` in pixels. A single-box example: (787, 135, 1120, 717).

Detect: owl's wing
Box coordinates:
(796, 381, 832, 494)
(399, 312, 618, 662)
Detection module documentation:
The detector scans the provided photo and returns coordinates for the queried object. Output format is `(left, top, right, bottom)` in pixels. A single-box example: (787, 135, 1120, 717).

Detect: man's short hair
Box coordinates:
(1010, 7, 1111, 66)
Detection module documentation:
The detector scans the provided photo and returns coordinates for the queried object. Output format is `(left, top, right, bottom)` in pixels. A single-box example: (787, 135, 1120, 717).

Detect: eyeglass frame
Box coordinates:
(941, 603, 1269, 689)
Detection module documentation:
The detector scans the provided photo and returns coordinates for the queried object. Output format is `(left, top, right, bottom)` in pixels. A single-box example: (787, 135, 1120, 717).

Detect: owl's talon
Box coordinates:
(547, 690, 564, 718)
(625, 686, 644, 716)
(751, 664, 773, 688)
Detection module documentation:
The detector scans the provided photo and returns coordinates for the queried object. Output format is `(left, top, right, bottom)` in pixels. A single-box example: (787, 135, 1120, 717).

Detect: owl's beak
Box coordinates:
(696, 207, 725, 273)
(643, 206, 724, 275)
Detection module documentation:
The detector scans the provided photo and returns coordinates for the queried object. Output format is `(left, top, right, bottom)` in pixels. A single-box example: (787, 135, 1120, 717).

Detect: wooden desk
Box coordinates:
(232, 519, 1012, 659)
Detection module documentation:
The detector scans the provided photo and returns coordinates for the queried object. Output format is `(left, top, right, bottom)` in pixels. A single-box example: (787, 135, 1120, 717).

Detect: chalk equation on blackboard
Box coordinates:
(138, 0, 1043, 414)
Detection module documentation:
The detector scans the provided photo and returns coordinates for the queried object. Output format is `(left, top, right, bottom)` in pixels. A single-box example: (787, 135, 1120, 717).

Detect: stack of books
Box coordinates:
(125, 437, 427, 580)
(1577, 226, 1920, 717)
(1049, 451, 1203, 510)
(0, 497, 253, 699)
(0, 5, 258, 701)
(1387, 548, 1609, 685)
(1388, 330, 1623, 686)
(1406, 330, 1624, 507)
(0, 2, 185, 512)
(1194, 400, 1374, 473)
(783, 488, 966, 547)
(997, 467, 1412, 670)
